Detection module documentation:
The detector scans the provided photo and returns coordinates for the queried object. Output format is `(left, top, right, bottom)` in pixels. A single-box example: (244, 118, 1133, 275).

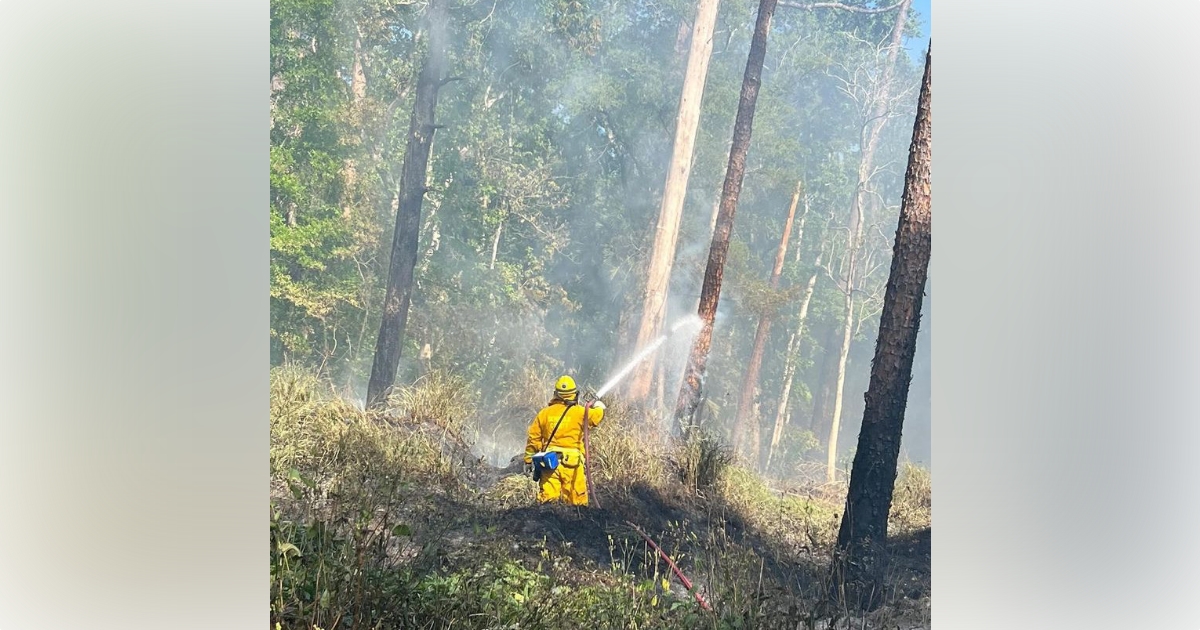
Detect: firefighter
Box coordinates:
(524, 375, 605, 506)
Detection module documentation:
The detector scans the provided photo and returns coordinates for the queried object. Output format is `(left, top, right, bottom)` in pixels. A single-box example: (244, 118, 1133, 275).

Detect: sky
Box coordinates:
(905, 0, 931, 62)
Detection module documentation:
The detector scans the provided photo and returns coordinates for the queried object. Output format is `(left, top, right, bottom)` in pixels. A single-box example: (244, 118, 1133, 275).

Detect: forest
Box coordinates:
(270, 0, 931, 626)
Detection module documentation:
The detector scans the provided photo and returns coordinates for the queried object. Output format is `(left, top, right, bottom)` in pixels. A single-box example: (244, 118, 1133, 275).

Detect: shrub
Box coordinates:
(671, 429, 732, 494)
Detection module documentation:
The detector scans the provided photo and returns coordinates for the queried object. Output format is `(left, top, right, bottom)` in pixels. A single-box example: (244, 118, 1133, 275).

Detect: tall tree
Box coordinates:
(731, 180, 802, 462)
(366, 0, 450, 409)
(625, 0, 723, 403)
(832, 43, 930, 611)
(674, 0, 779, 434)
(823, 0, 912, 481)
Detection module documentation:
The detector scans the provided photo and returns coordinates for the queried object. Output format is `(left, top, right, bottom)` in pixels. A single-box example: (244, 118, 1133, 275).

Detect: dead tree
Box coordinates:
(765, 220, 821, 471)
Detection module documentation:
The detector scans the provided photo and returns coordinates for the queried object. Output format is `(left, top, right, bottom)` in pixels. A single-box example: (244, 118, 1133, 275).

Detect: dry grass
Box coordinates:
(588, 395, 669, 492)
(670, 429, 733, 494)
(888, 462, 931, 536)
(472, 365, 558, 465)
(270, 366, 463, 517)
(383, 369, 477, 437)
(482, 473, 538, 510)
(719, 465, 845, 554)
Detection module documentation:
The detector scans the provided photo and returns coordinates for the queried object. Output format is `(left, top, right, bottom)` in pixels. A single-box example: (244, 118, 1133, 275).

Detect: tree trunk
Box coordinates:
(625, 0, 723, 402)
(823, 0, 911, 482)
(365, 0, 449, 410)
(833, 43, 930, 611)
(765, 250, 820, 470)
(674, 0, 779, 434)
(825, 275, 856, 482)
(732, 181, 801, 463)
(489, 219, 502, 270)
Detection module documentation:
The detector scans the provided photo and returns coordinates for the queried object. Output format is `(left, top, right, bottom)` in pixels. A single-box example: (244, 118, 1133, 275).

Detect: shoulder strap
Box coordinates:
(541, 402, 574, 451)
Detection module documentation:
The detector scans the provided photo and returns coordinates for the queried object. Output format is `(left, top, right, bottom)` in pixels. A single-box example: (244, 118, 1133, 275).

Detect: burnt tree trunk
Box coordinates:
(732, 181, 801, 463)
(674, 0, 779, 434)
(833, 44, 931, 611)
(365, 0, 449, 409)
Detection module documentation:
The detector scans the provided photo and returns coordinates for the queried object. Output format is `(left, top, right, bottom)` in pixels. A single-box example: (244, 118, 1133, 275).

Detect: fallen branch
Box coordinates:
(626, 521, 712, 612)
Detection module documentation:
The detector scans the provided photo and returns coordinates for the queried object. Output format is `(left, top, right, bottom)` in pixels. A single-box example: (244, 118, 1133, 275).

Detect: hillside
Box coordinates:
(270, 368, 930, 629)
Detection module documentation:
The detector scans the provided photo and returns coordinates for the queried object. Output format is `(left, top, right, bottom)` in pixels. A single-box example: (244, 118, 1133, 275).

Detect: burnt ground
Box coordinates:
(290, 424, 931, 628)
(418, 456, 933, 627)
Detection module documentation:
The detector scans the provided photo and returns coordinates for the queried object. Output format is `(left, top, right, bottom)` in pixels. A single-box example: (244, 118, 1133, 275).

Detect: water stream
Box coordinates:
(595, 314, 702, 398)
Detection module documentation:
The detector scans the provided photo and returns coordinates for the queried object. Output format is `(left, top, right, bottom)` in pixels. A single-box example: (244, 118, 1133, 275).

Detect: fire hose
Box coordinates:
(627, 521, 712, 611)
(582, 391, 599, 508)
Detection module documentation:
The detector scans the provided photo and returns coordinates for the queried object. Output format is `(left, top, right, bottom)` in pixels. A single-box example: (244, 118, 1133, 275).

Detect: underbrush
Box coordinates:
(588, 395, 669, 493)
(889, 462, 932, 537)
(270, 366, 931, 629)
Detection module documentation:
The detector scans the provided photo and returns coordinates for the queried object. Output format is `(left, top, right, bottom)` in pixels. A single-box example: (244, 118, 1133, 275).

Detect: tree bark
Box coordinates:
(823, 0, 911, 481)
(732, 181, 801, 463)
(765, 249, 820, 470)
(626, 0, 723, 402)
(833, 43, 930, 611)
(674, 0, 779, 434)
(365, 0, 449, 409)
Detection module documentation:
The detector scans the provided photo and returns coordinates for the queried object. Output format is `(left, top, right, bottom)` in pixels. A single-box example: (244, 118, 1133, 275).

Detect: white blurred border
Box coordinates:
(0, 1, 266, 628)
(937, 1, 1200, 628)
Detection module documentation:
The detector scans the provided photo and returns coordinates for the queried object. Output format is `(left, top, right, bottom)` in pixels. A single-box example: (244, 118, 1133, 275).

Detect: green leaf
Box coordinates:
(393, 523, 412, 536)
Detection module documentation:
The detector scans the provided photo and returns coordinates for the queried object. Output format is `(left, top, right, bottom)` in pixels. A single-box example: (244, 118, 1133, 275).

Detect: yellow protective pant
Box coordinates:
(536, 450, 590, 506)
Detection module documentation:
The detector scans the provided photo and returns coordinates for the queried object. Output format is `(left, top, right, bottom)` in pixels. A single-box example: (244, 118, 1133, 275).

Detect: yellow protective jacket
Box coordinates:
(524, 399, 605, 466)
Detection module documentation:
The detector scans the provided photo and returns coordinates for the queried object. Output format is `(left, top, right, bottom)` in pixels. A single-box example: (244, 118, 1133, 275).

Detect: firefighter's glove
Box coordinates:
(592, 400, 606, 411)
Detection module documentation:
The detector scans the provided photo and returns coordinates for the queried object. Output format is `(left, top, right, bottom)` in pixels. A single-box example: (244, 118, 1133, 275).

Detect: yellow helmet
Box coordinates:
(554, 375, 578, 401)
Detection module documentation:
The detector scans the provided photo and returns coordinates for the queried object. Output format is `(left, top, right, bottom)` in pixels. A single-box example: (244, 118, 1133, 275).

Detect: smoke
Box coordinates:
(301, 0, 931, 475)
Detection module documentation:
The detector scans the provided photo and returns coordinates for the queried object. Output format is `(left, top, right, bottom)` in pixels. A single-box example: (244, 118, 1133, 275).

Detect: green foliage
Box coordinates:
(268, 0, 926, 423)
